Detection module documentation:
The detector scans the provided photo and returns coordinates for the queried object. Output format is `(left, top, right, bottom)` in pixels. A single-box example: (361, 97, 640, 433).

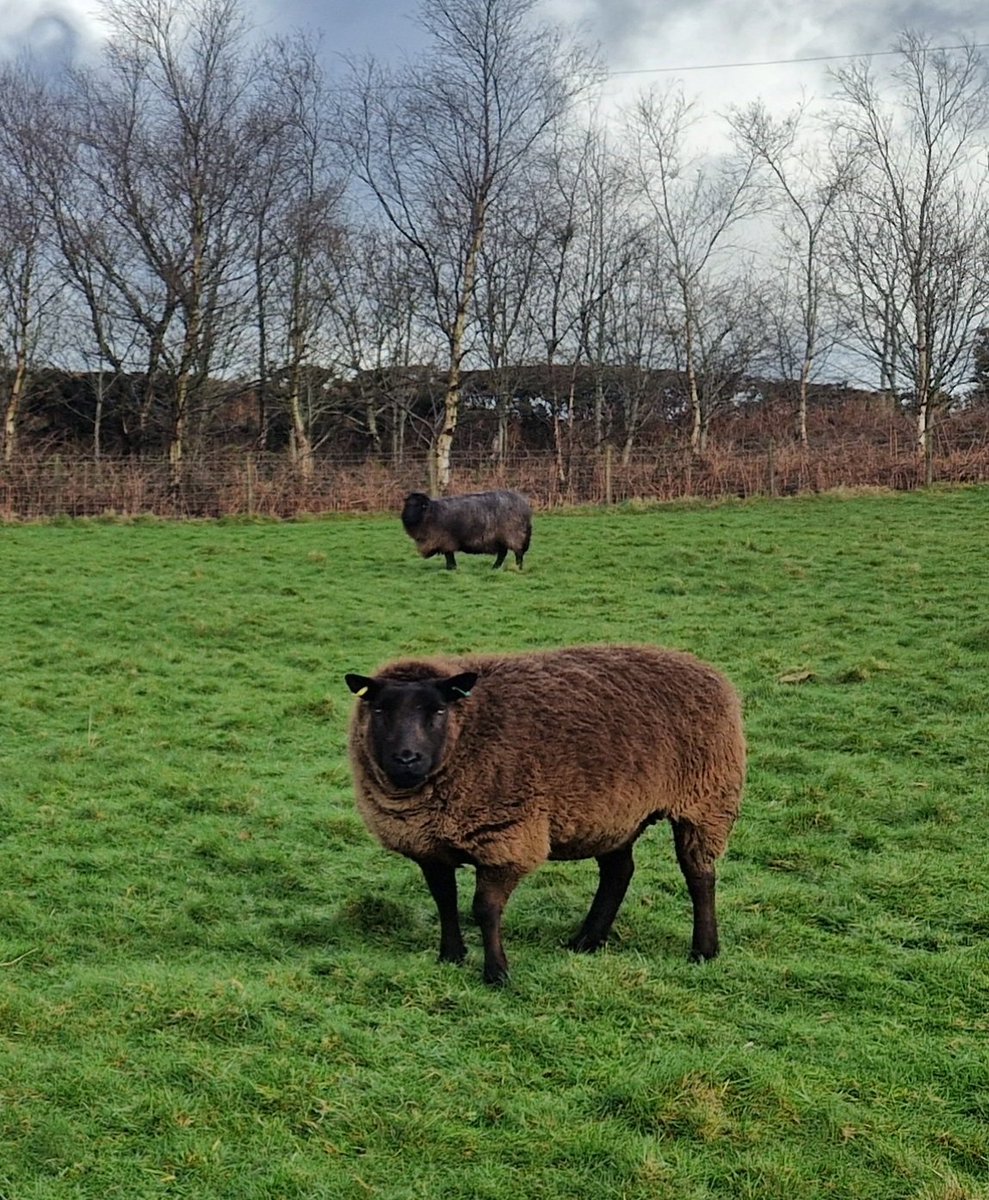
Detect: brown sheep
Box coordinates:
(344, 644, 745, 984)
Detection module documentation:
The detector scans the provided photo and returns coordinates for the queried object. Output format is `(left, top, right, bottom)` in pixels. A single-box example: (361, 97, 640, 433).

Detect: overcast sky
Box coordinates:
(4, 0, 989, 124)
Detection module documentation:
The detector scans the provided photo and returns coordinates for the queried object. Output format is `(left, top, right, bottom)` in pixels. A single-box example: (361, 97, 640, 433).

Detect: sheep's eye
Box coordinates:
(432, 708, 446, 718)
(371, 705, 384, 715)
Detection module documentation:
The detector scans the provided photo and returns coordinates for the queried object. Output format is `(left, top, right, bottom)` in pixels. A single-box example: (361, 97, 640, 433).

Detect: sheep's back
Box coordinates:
(460, 646, 741, 812)
(417, 490, 531, 554)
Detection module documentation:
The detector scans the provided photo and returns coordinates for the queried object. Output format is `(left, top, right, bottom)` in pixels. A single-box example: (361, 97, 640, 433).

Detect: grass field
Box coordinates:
(2, 488, 988, 1200)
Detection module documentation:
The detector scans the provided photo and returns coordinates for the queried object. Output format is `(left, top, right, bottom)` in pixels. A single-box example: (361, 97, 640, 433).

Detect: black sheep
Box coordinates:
(400, 490, 532, 570)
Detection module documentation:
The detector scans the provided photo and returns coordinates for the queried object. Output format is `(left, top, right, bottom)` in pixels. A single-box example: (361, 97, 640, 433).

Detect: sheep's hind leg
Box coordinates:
(418, 860, 466, 964)
(444, 552, 457, 570)
(568, 843, 635, 953)
(472, 866, 522, 984)
(671, 819, 720, 962)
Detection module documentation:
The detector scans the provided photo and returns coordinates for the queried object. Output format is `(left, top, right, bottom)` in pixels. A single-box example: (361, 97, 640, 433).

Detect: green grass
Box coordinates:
(2, 488, 988, 1200)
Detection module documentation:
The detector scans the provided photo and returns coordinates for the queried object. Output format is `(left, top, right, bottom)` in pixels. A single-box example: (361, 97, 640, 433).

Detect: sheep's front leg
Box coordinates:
(491, 546, 507, 569)
(472, 866, 522, 985)
(671, 819, 720, 962)
(418, 860, 466, 964)
(569, 843, 635, 953)
(444, 552, 457, 570)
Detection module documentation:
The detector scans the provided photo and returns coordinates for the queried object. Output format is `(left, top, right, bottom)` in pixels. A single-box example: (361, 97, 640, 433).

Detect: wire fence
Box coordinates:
(2, 441, 988, 520)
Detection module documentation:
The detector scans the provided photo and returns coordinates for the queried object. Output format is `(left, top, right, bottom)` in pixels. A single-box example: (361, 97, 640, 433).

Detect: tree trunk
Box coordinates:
(915, 290, 932, 485)
(252, 221, 271, 450)
(432, 205, 485, 493)
(391, 398, 406, 466)
(286, 249, 315, 483)
(434, 371, 460, 494)
(2, 268, 31, 463)
(288, 367, 314, 483)
(366, 395, 382, 456)
(621, 386, 640, 466)
(2, 354, 28, 464)
(93, 370, 104, 462)
(796, 358, 810, 446)
(917, 401, 934, 486)
(168, 381, 187, 492)
(683, 307, 704, 456)
(593, 377, 605, 451)
(170, 210, 204, 489)
(689, 368, 703, 455)
(552, 398, 566, 487)
(496, 399, 509, 463)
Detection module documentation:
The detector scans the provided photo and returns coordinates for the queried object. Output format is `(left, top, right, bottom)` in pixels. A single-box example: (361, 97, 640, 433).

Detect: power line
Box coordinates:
(607, 41, 989, 77)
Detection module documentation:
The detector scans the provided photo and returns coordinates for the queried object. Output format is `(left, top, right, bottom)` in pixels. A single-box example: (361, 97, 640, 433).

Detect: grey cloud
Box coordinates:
(820, 1, 988, 47)
(0, 2, 92, 66)
(557, 0, 988, 68)
(252, 0, 426, 61)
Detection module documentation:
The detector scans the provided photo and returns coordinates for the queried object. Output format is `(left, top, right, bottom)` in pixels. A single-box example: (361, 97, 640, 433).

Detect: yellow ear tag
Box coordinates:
(356, 686, 369, 697)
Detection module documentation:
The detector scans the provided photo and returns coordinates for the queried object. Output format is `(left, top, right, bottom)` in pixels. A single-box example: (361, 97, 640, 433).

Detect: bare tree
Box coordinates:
(604, 230, 675, 464)
(473, 191, 544, 463)
(629, 84, 763, 453)
(250, 32, 348, 477)
(830, 195, 906, 408)
(729, 100, 851, 445)
(523, 139, 588, 485)
(679, 271, 775, 446)
(343, 0, 595, 491)
(0, 60, 62, 462)
(570, 123, 643, 455)
(521, 122, 638, 482)
(5, 60, 165, 455)
(830, 33, 989, 483)
(326, 224, 438, 463)
(65, 0, 266, 479)
(471, 122, 637, 467)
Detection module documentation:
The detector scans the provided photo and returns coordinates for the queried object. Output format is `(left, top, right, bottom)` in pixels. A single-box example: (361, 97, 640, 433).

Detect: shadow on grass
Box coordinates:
(273, 892, 426, 952)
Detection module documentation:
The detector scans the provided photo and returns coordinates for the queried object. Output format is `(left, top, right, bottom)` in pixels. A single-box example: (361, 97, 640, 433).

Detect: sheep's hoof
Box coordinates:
(438, 942, 467, 965)
(567, 932, 606, 953)
(689, 946, 719, 964)
(483, 963, 510, 986)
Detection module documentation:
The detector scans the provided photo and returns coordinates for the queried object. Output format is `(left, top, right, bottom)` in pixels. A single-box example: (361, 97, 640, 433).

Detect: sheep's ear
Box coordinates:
(436, 672, 478, 702)
(345, 673, 379, 700)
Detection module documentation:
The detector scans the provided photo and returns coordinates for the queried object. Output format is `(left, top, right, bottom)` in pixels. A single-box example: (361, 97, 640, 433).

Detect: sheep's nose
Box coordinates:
(392, 749, 423, 766)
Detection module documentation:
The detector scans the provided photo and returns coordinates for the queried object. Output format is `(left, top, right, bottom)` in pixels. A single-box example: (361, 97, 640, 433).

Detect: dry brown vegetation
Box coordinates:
(5, 379, 988, 519)
(3, 437, 988, 520)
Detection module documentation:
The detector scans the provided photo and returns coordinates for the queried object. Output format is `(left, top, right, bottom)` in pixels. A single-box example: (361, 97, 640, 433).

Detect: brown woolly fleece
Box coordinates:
(347, 644, 745, 982)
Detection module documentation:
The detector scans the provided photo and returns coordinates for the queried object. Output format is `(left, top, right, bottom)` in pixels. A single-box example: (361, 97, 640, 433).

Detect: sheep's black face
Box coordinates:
(345, 672, 477, 791)
(400, 492, 431, 533)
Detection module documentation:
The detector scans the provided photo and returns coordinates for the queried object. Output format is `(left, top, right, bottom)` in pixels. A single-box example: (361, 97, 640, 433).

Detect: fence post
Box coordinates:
(768, 437, 776, 497)
(427, 447, 438, 497)
(604, 443, 613, 505)
(246, 456, 256, 515)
